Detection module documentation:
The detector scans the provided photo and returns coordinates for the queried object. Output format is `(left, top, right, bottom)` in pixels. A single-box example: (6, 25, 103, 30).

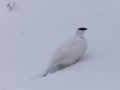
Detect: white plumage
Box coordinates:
(42, 27, 87, 77)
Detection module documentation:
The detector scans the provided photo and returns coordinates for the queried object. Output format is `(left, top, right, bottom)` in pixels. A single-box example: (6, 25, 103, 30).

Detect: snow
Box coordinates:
(0, 0, 120, 90)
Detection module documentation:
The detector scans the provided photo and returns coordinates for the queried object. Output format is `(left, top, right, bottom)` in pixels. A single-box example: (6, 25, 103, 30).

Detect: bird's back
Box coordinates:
(51, 36, 87, 65)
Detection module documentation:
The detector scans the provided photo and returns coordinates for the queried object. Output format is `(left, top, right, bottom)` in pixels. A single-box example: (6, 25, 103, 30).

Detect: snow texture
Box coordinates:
(0, 0, 120, 90)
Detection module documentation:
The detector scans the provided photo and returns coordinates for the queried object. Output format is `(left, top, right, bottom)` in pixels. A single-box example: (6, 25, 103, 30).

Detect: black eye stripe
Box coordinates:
(78, 27, 87, 31)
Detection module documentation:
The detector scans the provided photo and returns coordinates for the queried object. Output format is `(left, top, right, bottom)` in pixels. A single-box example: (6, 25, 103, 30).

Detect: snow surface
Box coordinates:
(0, 0, 120, 90)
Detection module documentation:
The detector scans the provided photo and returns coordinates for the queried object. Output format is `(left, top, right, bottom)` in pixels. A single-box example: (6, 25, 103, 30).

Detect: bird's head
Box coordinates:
(75, 27, 87, 37)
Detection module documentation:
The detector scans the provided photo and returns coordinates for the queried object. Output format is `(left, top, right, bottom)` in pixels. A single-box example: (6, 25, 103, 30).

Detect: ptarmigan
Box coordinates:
(41, 27, 87, 77)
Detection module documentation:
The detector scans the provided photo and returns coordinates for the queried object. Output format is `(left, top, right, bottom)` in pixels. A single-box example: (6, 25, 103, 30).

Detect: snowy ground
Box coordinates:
(0, 0, 120, 90)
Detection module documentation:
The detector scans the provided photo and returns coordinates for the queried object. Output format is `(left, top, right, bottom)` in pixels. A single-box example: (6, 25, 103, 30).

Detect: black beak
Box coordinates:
(78, 27, 87, 31)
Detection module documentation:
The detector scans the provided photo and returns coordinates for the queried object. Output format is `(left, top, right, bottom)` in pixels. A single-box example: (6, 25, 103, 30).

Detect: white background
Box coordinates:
(0, 0, 120, 90)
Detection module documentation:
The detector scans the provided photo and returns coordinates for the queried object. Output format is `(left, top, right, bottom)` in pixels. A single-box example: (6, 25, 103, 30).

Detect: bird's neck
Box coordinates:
(74, 31, 85, 38)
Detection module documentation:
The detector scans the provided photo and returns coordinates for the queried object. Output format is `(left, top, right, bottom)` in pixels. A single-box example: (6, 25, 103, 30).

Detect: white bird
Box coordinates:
(41, 27, 87, 77)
